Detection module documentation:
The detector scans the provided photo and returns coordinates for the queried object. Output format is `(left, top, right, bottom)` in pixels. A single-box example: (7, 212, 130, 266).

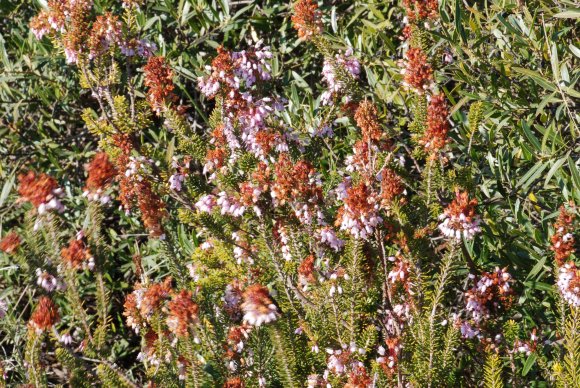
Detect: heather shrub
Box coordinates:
(0, 0, 578, 387)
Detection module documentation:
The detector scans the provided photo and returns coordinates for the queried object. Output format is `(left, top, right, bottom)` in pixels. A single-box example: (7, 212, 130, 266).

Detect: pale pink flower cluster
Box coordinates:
(459, 321, 479, 339)
(278, 226, 292, 261)
(36, 268, 66, 292)
(241, 302, 278, 327)
(557, 262, 580, 307)
(438, 213, 481, 240)
(339, 210, 382, 240)
(320, 48, 361, 105)
(387, 256, 409, 284)
(83, 188, 111, 204)
(231, 42, 273, 87)
(319, 227, 345, 252)
(383, 304, 411, 335)
(120, 39, 157, 58)
(169, 173, 184, 191)
(324, 345, 364, 381)
(197, 40, 272, 98)
(216, 192, 246, 217)
(37, 187, 65, 216)
(195, 194, 216, 213)
(376, 341, 400, 371)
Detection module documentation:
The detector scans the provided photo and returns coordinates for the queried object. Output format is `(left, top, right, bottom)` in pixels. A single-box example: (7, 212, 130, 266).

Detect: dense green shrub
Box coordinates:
(0, 0, 578, 386)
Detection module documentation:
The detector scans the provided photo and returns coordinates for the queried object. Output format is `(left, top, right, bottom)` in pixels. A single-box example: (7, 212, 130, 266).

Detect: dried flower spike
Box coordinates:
(30, 296, 60, 332)
(421, 94, 450, 154)
(354, 100, 382, 143)
(144, 56, 178, 115)
(401, 47, 433, 93)
(167, 290, 199, 337)
(18, 171, 64, 214)
(0, 232, 21, 254)
(292, 0, 323, 40)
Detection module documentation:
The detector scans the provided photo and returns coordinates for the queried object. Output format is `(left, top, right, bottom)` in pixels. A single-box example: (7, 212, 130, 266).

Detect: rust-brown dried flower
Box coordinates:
(354, 100, 382, 143)
(272, 153, 322, 205)
(223, 377, 245, 388)
(403, 0, 439, 22)
(0, 232, 21, 254)
(292, 0, 323, 40)
(402, 48, 433, 92)
(30, 296, 60, 332)
(381, 168, 405, 206)
(85, 152, 117, 193)
(143, 56, 178, 114)
(298, 255, 317, 287)
(167, 290, 199, 337)
(421, 94, 449, 154)
(140, 277, 173, 318)
(61, 238, 92, 269)
(18, 171, 59, 208)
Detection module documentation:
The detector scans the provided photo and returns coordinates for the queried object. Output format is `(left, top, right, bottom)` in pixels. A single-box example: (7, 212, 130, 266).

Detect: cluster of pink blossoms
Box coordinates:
(557, 262, 580, 307)
(197, 42, 292, 165)
(321, 49, 361, 105)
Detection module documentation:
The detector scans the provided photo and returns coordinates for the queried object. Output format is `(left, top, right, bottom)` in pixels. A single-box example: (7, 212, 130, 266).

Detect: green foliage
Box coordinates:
(484, 352, 504, 388)
(0, 0, 578, 386)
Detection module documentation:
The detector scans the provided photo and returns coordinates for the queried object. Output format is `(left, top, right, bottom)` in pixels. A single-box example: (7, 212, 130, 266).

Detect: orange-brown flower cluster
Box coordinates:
(298, 255, 317, 288)
(136, 181, 167, 238)
(291, 0, 323, 40)
(272, 153, 322, 205)
(403, 0, 439, 22)
(0, 232, 21, 254)
(140, 278, 173, 318)
(380, 168, 405, 206)
(61, 237, 93, 269)
(241, 284, 279, 326)
(402, 48, 433, 92)
(551, 206, 576, 266)
(117, 154, 167, 238)
(223, 377, 245, 388)
(438, 190, 481, 240)
(143, 56, 178, 114)
(167, 290, 199, 337)
(18, 171, 63, 214)
(18, 171, 58, 208)
(354, 100, 382, 143)
(29, 296, 60, 332)
(85, 152, 117, 193)
(421, 94, 449, 154)
(347, 365, 372, 387)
